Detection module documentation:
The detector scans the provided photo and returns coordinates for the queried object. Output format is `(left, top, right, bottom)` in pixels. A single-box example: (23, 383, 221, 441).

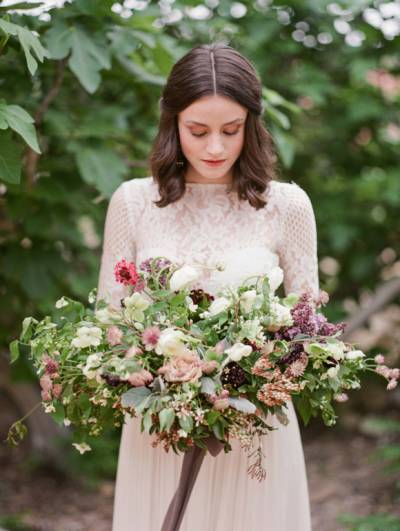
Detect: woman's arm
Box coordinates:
(97, 182, 136, 309)
(278, 182, 320, 303)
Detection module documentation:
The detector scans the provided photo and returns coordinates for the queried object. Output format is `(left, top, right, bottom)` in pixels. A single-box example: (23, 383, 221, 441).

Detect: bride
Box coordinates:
(97, 42, 317, 531)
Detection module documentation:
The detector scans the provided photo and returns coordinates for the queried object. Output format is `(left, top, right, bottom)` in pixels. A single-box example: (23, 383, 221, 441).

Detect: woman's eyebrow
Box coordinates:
(184, 118, 245, 126)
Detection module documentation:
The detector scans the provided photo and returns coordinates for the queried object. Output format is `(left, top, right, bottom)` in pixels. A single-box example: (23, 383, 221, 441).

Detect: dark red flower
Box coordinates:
(114, 259, 139, 286)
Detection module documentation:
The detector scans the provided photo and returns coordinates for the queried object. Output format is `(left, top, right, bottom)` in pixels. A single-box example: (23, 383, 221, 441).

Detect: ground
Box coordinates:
(1, 424, 399, 531)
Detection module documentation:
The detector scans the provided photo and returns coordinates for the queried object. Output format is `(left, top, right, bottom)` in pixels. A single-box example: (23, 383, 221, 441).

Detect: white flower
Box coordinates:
(95, 306, 120, 324)
(72, 442, 92, 454)
(346, 350, 365, 360)
(177, 429, 188, 438)
(71, 326, 102, 348)
(82, 352, 103, 379)
(327, 365, 340, 378)
(63, 418, 72, 427)
(55, 296, 69, 309)
(265, 301, 293, 331)
(123, 292, 151, 322)
(325, 342, 346, 361)
(155, 328, 188, 356)
(44, 404, 56, 413)
(268, 266, 284, 293)
(185, 296, 198, 312)
(208, 297, 231, 316)
(170, 265, 199, 291)
(225, 342, 252, 362)
(240, 290, 258, 313)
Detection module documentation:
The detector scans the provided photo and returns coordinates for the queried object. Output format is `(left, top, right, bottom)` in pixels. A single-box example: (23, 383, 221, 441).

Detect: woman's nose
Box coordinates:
(206, 134, 224, 156)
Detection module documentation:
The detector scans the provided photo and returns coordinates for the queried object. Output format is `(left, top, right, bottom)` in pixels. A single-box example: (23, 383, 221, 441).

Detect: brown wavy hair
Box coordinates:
(149, 43, 279, 210)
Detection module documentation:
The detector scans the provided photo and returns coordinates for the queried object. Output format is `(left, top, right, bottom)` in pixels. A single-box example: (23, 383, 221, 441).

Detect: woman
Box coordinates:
(97, 43, 317, 531)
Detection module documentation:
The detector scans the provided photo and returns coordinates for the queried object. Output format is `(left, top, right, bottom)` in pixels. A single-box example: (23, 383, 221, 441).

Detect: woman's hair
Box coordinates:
(149, 42, 279, 210)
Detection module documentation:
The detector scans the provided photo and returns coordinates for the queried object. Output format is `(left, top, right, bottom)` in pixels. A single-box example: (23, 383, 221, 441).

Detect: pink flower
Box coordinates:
(374, 354, 385, 365)
(201, 360, 218, 375)
(157, 352, 202, 383)
(40, 374, 53, 392)
(389, 368, 400, 380)
(141, 326, 161, 351)
(334, 393, 349, 402)
(114, 259, 140, 286)
(52, 383, 63, 398)
(107, 325, 123, 346)
(43, 354, 59, 375)
(41, 390, 52, 401)
(387, 379, 398, 390)
(127, 369, 153, 387)
(375, 365, 391, 379)
(213, 398, 229, 411)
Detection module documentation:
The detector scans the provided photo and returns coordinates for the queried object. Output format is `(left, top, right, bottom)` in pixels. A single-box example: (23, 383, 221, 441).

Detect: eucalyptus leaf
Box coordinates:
(121, 386, 151, 409)
(200, 377, 216, 395)
(227, 397, 257, 414)
(159, 408, 175, 431)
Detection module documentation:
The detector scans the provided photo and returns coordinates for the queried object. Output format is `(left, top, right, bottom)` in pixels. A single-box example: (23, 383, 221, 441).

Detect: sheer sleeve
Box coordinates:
(96, 182, 136, 309)
(277, 182, 320, 302)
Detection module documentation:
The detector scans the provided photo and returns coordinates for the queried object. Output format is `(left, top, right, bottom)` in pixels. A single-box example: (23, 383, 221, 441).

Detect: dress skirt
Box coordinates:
(112, 399, 312, 531)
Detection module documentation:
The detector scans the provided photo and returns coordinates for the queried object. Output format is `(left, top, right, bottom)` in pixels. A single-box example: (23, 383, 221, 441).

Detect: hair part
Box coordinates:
(149, 43, 279, 210)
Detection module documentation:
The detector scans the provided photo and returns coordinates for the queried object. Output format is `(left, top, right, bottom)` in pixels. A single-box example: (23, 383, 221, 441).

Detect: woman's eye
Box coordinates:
(191, 130, 239, 137)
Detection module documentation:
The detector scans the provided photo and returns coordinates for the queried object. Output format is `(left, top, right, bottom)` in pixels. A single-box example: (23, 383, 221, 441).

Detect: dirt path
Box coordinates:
(1, 427, 399, 531)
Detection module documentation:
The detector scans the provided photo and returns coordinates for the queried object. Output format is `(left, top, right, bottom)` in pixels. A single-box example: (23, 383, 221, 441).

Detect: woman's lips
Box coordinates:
(202, 159, 226, 167)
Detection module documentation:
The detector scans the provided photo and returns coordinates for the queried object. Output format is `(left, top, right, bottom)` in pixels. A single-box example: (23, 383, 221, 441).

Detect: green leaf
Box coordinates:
(75, 146, 127, 197)
(0, 2, 45, 12)
(143, 408, 153, 433)
(0, 131, 22, 184)
(179, 414, 193, 433)
(0, 18, 49, 75)
(121, 386, 151, 409)
(44, 20, 73, 59)
(212, 420, 224, 440)
(9, 339, 20, 363)
(159, 408, 175, 431)
(21, 316, 35, 342)
(0, 102, 41, 153)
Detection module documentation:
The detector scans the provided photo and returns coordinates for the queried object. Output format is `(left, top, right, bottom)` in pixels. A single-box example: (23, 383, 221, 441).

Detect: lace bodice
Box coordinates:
(97, 177, 319, 308)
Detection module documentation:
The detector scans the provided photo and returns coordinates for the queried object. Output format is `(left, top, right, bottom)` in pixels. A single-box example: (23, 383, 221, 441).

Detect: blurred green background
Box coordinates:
(0, 0, 399, 529)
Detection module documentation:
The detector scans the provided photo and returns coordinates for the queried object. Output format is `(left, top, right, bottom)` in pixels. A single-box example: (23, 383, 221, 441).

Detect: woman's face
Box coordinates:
(177, 95, 248, 184)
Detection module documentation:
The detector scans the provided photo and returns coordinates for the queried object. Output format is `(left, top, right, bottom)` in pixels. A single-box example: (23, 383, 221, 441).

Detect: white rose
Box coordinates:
(346, 350, 365, 361)
(123, 292, 151, 322)
(327, 365, 340, 378)
(155, 328, 188, 356)
(208, 297, 231, 316)
(225, 342, 253, 362)
(240, 290, 258, 313)
(170, 265, 199, 291)
(268, 266, 284, 293)
(71, 326, 102, 348)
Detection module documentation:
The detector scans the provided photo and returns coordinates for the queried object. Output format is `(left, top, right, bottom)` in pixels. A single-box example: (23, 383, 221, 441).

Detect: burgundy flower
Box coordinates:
(114, 259, 140, 286)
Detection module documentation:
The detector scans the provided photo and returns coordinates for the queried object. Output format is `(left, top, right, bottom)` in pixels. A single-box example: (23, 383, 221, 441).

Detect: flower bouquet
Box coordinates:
(7, 256, 399, 484)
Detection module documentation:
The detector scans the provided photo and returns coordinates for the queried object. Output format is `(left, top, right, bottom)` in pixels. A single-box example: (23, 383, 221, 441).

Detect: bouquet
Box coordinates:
(7, 257, 399, 481)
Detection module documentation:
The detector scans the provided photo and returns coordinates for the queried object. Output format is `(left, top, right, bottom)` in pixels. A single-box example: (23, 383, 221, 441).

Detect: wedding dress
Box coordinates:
(97, 176, 319, 531)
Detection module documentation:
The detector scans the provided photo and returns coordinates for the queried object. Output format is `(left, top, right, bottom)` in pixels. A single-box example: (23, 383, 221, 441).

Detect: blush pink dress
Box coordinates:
(97, 176, 319, 531)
